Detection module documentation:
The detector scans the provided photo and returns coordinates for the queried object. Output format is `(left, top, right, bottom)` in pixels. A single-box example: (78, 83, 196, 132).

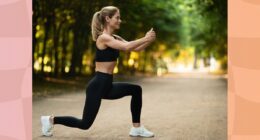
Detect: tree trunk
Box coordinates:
(40, 20, 50, 75)
(61, 27, 69, 76)
(53, 21, 64, 77)
(68, 27, 79, 76)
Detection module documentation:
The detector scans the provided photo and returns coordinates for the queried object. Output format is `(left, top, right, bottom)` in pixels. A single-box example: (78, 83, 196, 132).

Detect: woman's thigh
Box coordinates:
(102, 82, 142, 100)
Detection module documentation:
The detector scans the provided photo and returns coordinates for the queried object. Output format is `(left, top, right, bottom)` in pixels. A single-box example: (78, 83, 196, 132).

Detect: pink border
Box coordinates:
(0, 0, 32, 139)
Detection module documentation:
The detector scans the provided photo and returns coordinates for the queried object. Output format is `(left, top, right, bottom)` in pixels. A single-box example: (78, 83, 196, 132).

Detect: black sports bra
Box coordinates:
(94, 36, 119, 62)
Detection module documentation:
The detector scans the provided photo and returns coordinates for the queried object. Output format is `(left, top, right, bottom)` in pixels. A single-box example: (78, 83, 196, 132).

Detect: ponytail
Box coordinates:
(91, 11, 103, 41)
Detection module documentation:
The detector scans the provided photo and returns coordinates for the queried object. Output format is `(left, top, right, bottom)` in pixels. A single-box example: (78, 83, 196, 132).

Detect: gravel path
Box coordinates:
(33, 73, 227, 140)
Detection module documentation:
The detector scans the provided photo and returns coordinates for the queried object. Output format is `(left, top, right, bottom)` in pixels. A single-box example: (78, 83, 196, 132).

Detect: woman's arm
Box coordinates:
(133, 41, 152, 52)
(98, 33, 154, 52)
(132, 28, 156, 52)
(112, 30, 155, 52)
(113, 34, 152, 52)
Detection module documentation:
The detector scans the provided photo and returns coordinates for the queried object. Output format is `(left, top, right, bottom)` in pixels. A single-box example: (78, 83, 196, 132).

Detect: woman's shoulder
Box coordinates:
(96, 34, 110, 50)
(96, 34, 113, 47)
(98, 33, 114, 42)
(96, 34, 117, 50)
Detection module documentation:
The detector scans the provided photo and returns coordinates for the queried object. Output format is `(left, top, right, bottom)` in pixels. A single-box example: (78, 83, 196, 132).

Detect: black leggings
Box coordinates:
(53, 71, 142, 130)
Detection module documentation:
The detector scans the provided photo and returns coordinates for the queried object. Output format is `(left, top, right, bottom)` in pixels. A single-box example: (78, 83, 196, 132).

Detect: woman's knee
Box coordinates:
(79, 122, 92, 130)
(78, 118, 96, 130)
(133, 85, 142, 95)
(80, 126, 90, 130)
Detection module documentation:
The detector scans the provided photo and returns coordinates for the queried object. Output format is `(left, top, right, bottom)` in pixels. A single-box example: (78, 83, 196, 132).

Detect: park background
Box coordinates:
(33, 0, 227, 139)
(33, 0, 227, 79)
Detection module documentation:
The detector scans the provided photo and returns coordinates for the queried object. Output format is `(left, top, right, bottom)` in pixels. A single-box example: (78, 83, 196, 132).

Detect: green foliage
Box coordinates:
(33, 0, 227, 77)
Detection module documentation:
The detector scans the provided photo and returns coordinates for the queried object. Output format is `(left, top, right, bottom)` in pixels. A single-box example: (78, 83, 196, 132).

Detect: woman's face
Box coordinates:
(107, 10, 121, 30)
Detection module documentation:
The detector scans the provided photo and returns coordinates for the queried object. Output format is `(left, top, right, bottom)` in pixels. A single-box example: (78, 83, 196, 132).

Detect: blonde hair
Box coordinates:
(91, 6, 119, 41)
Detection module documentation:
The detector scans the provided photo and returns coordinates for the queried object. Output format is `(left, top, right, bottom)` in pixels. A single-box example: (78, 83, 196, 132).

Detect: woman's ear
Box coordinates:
(105, 16, 110, 23)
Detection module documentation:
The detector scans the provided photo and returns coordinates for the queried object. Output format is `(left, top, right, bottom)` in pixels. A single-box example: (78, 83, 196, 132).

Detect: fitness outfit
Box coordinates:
(53, 37, 142, 130)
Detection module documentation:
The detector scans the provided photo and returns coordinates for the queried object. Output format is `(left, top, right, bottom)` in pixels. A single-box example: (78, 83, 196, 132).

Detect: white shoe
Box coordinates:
(129, 125, 154, 137)
(41, 115, 53, 136)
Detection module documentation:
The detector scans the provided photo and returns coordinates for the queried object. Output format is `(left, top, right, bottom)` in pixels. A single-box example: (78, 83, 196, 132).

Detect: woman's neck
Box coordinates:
(103, 27, 114, 36)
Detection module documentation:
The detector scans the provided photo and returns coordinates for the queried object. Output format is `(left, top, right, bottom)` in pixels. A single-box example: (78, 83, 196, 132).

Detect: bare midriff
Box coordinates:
(95, 61, 117, 74)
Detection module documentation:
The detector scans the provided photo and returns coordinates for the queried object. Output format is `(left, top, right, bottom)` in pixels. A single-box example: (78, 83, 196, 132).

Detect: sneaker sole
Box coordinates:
(42, 132, 53, 137)
(129, 134, 154, 138)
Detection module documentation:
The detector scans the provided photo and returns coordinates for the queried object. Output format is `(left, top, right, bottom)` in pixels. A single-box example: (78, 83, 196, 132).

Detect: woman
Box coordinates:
(41, 6, 156, 138)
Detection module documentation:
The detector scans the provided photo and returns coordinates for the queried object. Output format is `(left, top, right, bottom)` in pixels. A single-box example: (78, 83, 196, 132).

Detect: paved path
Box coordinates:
(33, 74, 227, 140)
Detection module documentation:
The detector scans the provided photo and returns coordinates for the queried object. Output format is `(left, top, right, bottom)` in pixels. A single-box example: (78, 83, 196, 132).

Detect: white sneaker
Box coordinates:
(41, 115, 53, 136)
(129, 125, 154, 137)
